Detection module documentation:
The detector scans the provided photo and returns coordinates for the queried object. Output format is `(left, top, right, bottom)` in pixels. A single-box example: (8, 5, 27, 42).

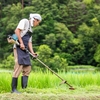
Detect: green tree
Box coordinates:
(0, 54, 14, 68)
(76, 17, 100, 65)
(65, 1, 88, 33)
(49, 55, 68, 71)
(1, 0, 100, 68)
(94, 44, 100, 67)
(33, 45, 52, 69)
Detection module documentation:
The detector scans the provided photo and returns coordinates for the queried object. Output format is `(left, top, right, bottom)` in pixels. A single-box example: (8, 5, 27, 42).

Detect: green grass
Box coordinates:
(0, 70, 100, 99)
(0, 87, 100, 100)
(0, 70, 100, 92)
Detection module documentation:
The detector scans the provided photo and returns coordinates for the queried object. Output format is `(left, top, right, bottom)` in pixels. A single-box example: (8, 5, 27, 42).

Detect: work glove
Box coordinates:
(32, 53, 38, 59)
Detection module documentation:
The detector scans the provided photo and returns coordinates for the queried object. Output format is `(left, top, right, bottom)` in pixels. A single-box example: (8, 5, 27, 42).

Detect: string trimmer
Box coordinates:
(7, 34, 75, 90)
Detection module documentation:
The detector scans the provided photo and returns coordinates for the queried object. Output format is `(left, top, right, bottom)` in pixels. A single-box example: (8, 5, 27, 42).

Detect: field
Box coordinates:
(0, 87, 100, 100)
(0, 69, 100, 100)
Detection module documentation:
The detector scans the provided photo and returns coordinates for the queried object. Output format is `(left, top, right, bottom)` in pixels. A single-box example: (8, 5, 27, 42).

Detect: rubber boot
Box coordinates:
(21, 76, 28, 89)
(11, 77, 20, 93)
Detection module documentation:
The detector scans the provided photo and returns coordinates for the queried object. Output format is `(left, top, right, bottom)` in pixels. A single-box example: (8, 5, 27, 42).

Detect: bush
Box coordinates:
(0, 54, 14, 68)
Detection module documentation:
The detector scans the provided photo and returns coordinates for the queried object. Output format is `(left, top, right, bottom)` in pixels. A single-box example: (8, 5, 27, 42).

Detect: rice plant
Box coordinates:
(0, 70, 100, 93)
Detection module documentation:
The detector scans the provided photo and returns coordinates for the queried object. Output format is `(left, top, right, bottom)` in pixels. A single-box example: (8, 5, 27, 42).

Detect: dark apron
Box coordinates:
(17, 32, 32, 66)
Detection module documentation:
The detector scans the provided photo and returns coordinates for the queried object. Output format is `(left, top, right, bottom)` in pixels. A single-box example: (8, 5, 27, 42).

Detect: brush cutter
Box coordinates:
(7, 34, 75, 90)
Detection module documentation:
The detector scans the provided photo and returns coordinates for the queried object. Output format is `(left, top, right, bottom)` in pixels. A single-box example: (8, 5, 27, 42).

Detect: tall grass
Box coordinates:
(0, 70, 100, 93)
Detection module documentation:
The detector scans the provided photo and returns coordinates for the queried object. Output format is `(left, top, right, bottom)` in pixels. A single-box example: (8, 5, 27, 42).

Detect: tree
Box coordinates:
(65, 1, 88, 33)
(76, 17, 100, 65)
(94, 44, 100, 67)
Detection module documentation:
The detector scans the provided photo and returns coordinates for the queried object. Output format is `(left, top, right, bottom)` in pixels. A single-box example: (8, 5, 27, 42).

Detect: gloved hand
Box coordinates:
(32, 53, 38, 59)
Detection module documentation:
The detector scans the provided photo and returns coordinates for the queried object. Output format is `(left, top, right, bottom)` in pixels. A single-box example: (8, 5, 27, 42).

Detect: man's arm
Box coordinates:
(15, 28, 25, 50)
(28, 42, 37, 57)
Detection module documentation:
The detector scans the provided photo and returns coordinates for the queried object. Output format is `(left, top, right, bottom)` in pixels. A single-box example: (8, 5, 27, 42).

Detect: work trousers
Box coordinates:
(12, 48, 31, 78)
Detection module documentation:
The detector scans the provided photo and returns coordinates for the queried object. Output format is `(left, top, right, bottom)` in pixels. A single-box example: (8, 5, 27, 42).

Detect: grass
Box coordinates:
(1, 71, 100, 91)
(0, 69, 100, 99)
(0, 86, 100, 100)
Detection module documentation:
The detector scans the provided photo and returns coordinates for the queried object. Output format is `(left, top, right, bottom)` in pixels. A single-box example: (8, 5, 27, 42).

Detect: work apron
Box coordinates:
(16, 32, 32, 66)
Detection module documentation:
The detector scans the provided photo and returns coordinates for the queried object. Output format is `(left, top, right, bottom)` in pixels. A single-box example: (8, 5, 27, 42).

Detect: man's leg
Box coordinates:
(21, 65, 31, 89)
(11, 48, 23, 93)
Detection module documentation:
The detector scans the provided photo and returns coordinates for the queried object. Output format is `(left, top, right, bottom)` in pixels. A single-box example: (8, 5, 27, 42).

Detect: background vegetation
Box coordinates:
(0, 0, 100, 71)
(1, 1, 100, 99)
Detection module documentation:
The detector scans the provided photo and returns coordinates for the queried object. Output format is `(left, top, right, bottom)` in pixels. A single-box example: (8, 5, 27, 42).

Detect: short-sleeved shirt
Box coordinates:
(13, 19, 32, 48)
(17, 18, 32, 42)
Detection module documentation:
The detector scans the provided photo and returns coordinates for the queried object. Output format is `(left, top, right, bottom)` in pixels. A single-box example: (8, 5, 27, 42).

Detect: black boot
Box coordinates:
(11, 77, 20, 93)
(21, 76, 28, 89)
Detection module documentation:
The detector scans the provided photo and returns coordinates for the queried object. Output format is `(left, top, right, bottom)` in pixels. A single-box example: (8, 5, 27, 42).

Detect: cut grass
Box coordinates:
(0, 86, 100, 100)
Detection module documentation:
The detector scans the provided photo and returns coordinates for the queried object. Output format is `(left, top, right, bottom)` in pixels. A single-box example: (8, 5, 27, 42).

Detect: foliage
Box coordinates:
(49, 55, 68, 71)
(0, 54, 14, 68)
(65, 1, 88, 33)
(32, 44, 68, 71)
(1, 0, 100, 70)
(94, 45, 100, 66)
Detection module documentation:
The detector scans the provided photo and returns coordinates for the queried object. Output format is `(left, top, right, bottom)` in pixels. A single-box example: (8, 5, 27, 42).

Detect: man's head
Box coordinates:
(29, 13, 42, 27)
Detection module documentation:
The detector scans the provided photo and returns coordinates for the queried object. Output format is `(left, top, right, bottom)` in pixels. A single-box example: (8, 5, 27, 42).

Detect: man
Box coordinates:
(11, 13, 42, 93)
